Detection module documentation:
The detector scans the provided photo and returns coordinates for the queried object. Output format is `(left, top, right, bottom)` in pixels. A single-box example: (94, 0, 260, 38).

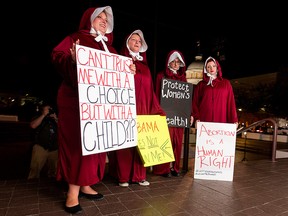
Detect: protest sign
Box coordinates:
(136, 115, 174, 167)
(76, 45, 137, 155)
(160, 78, 193, 128)
(194, 122, 237, 181)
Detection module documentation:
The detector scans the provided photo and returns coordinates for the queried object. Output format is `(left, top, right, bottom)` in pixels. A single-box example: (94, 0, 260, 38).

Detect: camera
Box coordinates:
(48, 108, 55, 115)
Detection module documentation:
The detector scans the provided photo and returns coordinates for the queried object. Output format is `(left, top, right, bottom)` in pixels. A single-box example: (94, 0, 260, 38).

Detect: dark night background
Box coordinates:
(3, 1, 287, 106)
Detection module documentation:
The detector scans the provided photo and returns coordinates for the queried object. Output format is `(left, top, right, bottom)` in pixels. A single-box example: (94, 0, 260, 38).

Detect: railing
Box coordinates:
(236, 118, 278, 162)
(182, 118, 279, 172)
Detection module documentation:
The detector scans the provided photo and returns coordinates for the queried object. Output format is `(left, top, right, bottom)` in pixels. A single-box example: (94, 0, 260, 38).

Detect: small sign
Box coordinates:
(136, 115, 174, 167)
(160, 78, 193, 128)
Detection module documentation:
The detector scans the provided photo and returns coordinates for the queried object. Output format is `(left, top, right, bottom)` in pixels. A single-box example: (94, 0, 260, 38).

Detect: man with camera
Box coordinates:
(28, 103, 58, 179)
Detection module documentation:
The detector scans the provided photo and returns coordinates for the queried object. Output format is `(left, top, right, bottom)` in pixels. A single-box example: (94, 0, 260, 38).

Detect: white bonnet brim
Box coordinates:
(167, 51, 185, 67)
(90, 6, 113, 33)
(126, 29, 148, 52)
(204, 56, 216, 74)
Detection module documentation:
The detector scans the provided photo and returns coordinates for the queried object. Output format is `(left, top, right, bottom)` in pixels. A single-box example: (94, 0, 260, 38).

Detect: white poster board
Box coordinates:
(194, 122, 237, 181)
(76, 45, 137, 156)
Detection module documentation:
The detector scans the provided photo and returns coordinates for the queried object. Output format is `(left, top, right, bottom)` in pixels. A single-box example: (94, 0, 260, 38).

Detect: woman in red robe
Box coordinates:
(192, 56, 238, 126)
(51, 6, 118, 214)
(108, 29, 165, 187)
(153, 50, 188, 177)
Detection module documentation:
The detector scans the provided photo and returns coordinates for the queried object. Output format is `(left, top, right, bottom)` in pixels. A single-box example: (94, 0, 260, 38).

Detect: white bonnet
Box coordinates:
(126, 29, 148, 52)
(90, 6, 113, 33)
(167, 51, 185, 67)
(204, 56, 216, 74)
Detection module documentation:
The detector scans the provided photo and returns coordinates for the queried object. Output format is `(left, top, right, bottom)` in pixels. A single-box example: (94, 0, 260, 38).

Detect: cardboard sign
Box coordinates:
(160, 78, 193, 128)
(76, 45, 137, 156)
(194, 122, 237, 181)
(136, 115, 174, 167)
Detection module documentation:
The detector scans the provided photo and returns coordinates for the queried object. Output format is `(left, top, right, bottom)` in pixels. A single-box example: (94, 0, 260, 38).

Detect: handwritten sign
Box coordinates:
(194, 122, 237, 181)
(136, 115, 174, 167)
(160, 78, 193, 128)
(76, 45, 137, 156)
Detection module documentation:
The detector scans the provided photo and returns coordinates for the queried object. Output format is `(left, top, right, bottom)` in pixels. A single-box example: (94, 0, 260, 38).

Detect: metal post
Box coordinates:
(241, 132, 248, 161)
(182, 127, 190, 173)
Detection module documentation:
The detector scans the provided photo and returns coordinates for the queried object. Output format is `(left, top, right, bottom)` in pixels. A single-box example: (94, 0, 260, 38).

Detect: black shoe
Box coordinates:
(64, 204, 82, 214)
(170, 169, 180, 177)
(79, 191, 104, 200)
(161, 173, 172, 178)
